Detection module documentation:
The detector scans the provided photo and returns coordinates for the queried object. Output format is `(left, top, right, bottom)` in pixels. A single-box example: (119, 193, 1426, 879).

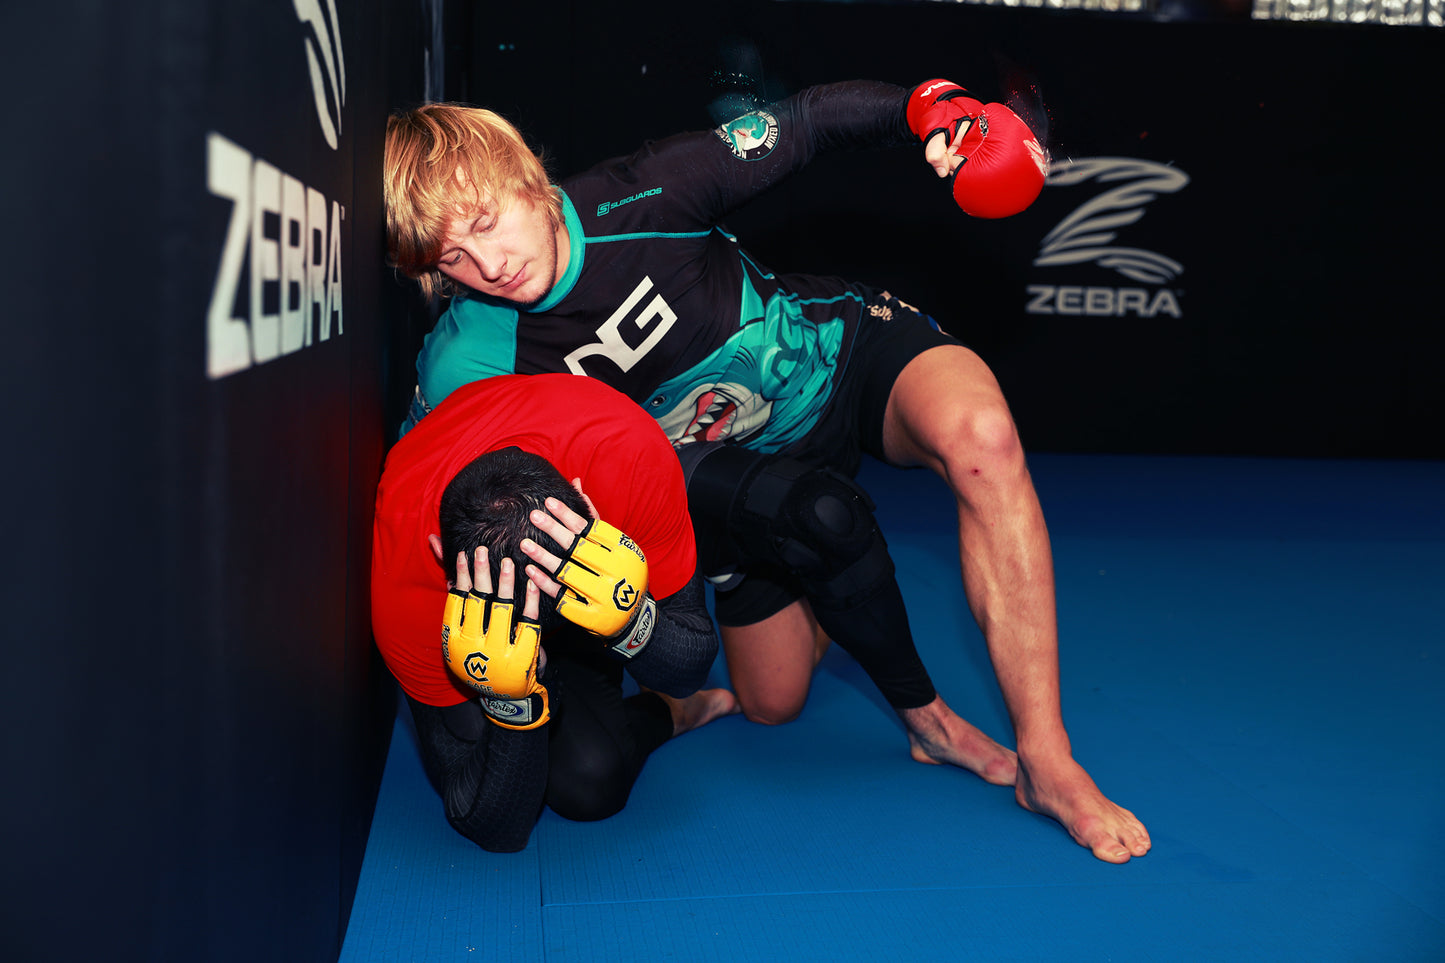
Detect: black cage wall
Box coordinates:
(3, 1, 430, 960)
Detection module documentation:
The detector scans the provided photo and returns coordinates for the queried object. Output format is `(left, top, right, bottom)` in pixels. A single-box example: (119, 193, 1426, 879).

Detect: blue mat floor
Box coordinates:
(341, 454, 1445, 962)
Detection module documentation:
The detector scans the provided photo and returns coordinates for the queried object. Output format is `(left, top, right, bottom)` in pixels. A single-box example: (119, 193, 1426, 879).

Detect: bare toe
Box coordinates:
(1017, 756, 1149, 864)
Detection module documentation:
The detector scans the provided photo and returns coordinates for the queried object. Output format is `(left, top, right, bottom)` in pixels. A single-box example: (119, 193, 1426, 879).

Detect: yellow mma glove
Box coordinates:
(553, 519, 657, 660)
(441, 587, 549, 730)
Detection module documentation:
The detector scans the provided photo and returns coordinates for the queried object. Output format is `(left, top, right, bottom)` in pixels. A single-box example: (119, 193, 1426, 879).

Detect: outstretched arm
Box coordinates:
(648, 77, 1041, 224)
(781, 79, 914, 155)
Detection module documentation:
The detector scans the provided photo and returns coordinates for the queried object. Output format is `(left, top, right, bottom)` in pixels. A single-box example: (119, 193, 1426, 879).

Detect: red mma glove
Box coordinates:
(907, 79, 1048, 219)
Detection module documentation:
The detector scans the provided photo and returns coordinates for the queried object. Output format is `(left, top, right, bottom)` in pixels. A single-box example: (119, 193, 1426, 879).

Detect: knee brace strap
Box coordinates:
(732, 457, 894, 609)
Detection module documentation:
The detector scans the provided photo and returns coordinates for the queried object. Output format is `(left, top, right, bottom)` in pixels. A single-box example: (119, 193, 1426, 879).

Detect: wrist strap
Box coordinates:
(481, 689, 548, 730)
(609, 595, 656, 659)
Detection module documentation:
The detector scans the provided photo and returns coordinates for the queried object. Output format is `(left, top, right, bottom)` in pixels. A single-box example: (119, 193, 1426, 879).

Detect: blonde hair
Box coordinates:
(384, 104, 562, 301)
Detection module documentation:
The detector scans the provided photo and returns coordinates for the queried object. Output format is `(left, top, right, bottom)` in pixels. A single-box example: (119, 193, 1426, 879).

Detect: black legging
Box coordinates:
(543, 643, 675, 821)
(407, 634, 674, 852)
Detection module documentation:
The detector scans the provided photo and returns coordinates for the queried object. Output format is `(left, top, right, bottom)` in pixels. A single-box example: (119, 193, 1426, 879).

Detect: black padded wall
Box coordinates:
(3, 1, 428, 960)
(450, 0, 1442, 458)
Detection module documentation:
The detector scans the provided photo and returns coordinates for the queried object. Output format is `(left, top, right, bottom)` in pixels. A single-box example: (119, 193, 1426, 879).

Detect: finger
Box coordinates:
(519, 536, 564, 575)
(471, 546, 493, 595)
(521, 578, 541, 621)
(570, 478, 600, 521)
(496, 557, 516, 602)
(453, 551, 473, 593)
(948, 117, 971, 156)
(944, 119, 971, 174)
(544, 497, 590, 535)
(525, 563, 562, 599)
(528, 508, 578, 552)
(922, 131, 951, 178)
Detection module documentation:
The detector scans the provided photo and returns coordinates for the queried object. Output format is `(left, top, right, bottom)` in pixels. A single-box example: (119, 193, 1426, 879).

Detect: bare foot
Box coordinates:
(1015, 753, 1151, 863)
(898, 696, 1018, 786)
(656, 687, 741, 737)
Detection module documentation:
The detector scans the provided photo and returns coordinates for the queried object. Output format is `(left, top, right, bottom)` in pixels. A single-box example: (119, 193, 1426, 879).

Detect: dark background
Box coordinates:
(3, 2, 1437, 961)
(435, 0, 1442, 458)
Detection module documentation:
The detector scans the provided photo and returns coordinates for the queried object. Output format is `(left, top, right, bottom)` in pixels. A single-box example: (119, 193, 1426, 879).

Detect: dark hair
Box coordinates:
(438, 447, 589, 632)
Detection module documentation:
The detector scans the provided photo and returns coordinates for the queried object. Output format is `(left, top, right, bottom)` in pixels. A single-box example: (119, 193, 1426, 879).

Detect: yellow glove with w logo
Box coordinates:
(441, 587, 548, 730)
(553, 519, 657, 660)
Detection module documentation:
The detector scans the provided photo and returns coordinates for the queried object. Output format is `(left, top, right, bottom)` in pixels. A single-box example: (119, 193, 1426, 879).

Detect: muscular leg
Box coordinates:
(719, 598, 826, 725)
(722, 595, 1016, 782)
(882, 343, 1150, 863)
(697, 448, 1015, 785)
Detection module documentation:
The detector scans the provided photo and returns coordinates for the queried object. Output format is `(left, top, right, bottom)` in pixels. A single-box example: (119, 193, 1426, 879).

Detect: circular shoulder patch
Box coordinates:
(714, 109, 780, 161)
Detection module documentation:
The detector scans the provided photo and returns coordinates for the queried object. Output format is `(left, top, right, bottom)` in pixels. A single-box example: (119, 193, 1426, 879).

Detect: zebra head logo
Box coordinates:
(1034, 157, 1189, 285)
(293, 0, 346, 150)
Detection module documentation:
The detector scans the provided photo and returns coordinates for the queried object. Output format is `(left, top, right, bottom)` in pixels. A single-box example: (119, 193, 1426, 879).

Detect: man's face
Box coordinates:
(436, 188, 560, 306)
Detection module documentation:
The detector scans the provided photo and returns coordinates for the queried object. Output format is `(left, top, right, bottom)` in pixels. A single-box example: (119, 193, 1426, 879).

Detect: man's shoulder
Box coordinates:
(417, 297, 523, 406)
(562, 132, 724, 217)
(431, 294, 522, 351)
(444, 293, 521, 323)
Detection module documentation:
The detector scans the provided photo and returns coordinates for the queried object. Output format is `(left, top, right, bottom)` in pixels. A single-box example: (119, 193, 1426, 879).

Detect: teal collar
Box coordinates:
(531, 190, 583, 313)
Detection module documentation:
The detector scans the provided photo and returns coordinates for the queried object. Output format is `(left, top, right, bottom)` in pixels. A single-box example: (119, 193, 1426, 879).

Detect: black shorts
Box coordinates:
(711, 291, 957, 628)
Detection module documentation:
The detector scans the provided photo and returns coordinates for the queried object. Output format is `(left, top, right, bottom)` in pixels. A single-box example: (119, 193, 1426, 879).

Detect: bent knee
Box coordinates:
(947, 398, 1021, 457)
(552, 793, 628, 823)
(736, 691, 807, 727)
(928, 399, 1025, 482)
(545, 745, 633, 821)
(548, 778, 630, 822)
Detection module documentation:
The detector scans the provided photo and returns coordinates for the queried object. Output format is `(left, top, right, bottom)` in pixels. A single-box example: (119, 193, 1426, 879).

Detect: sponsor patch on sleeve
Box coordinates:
(714, 110, 780, 161)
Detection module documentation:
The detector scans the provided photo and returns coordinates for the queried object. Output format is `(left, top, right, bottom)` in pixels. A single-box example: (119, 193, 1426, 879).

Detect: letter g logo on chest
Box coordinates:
(563, 276, 677, 376)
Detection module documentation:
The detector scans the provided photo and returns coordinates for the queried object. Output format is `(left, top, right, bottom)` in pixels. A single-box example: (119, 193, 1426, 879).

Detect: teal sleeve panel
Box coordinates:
(416, 298, 521, 409)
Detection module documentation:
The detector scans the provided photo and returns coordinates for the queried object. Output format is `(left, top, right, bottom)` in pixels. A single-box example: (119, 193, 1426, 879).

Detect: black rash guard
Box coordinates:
(411, 81, 914, 458)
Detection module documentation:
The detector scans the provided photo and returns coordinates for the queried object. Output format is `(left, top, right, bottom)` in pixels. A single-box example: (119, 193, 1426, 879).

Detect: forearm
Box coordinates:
(623, 572, 718, 697)
(785, 80, 913, 155)
(406, 693, 550, 853)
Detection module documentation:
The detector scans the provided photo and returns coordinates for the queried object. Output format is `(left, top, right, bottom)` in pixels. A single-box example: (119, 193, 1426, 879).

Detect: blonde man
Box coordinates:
(382, 79, 1150, 863)
(386, 106, 563, 304)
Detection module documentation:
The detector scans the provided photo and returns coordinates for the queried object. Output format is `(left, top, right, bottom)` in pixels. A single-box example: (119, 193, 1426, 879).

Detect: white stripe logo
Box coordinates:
(1034, 157, 1189, 285)
(293, 0, 346, 150)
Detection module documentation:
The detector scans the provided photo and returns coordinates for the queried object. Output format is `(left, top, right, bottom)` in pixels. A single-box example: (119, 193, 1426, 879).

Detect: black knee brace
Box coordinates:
(685, 444, 894, 609)
(683, 443, 937, 710)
